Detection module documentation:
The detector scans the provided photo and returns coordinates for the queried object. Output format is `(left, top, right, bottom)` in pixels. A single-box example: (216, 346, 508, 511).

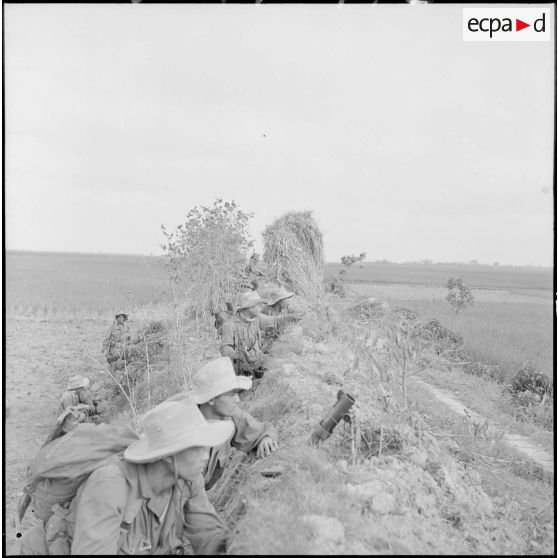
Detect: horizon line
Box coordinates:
(4, 248, 553, 269)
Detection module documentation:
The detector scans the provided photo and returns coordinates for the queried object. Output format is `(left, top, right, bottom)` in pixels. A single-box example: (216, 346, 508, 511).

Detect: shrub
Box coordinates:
(445, 277, 474, 328)
(161, 199, 253, 317)
(325, 252, 367, 296)
(507, 362, 553, 398)
(462, 361, 503, 382)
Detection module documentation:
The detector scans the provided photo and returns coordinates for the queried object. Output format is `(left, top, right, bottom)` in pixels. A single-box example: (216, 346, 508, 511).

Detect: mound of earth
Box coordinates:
(217, 310, 550, 554)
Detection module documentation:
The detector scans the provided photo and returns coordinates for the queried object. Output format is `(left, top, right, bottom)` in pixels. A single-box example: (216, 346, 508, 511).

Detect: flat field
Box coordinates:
(6, 252, 554, 377)
(340, 264, 553, 379)
(5, 251, 168, 317)
(325, 261, 553, 291)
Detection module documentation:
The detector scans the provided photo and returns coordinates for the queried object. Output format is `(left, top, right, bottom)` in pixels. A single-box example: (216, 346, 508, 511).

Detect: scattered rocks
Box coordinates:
(333, 460, 347, 475)
(406, 447, 428, 468)
(414, 493, 437, 516)
(312, 343, 330, 354)
(371, 492, 396, 514)
(282, 363, 298, 377)
(346, 480, 383, 499)
(344, 541, 371, 554)
(323, 371, 344, 386)
(302, 514, 345, 553)
(284, 326, 304, 340)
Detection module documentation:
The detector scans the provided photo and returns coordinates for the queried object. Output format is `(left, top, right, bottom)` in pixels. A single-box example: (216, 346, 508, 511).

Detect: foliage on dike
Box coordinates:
(161, 199, 254, 317)
(445, 276, 474, 328)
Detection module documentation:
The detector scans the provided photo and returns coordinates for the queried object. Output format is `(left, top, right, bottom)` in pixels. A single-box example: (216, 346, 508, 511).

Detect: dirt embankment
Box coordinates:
(222, 302, 554, 554)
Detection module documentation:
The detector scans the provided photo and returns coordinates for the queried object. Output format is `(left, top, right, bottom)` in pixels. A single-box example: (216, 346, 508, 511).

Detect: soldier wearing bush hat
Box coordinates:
(219, 291, 299, 378)
(57, 376, 97, 435)
(103, 310, 140, 372)
(167, 357, 278, 489)
(264, 285, 295, 311)
(66, 398, 233, 555)
(258, 285, 299, 353)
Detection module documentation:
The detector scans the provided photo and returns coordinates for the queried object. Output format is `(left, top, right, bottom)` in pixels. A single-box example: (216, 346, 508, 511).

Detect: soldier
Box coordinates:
(19, 399, 234, 555)
(168, 357, 278, 490)
(219, 291, 298, 378)
(41, 376, 99, 445)
(102, 311, 139, 371)
(259, 285, 296, 353)
(58, 376, 98, 433)
(261, 285, 295, 317)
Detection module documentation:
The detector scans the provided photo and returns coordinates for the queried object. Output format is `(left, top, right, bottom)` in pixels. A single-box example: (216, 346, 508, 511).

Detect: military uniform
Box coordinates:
(220, 313, 287, 376)
(204, 411, 278, 490)
(103, 322, 139, 370)
(58, 389, 95, 434)
(70, 456, 227, 555)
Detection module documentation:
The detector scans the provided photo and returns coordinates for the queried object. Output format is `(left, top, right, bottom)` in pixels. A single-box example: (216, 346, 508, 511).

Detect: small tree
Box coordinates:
(327, 252, 367, 296)
(340, 252, 367, 275)
(445, 276, 474, 328)
(161, 199, 253, 318)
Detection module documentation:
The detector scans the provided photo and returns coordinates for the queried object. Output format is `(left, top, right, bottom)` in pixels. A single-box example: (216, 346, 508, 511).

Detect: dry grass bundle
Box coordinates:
(262, 211, 326, 312)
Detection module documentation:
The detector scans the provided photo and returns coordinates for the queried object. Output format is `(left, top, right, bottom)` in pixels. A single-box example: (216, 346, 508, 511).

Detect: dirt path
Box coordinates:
(4, 316, 109, 551)
(411, 376, 554, 474)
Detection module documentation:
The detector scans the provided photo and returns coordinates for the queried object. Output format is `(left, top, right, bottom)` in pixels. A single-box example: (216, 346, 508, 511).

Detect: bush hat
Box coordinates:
(266, 286, 295, 306)
(124, 399, 234, 464)
(67, 376, 90, 390)
(237, 291, 266, 311)
(188, 357, 252, 405)
(115, 311, 128, 320)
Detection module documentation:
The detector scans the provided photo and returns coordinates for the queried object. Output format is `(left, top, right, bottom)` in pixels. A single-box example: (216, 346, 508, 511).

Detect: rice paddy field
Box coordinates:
(326, 262, 554, 381)
(5, 251, 168, 317)
(6, 251, 554, 379)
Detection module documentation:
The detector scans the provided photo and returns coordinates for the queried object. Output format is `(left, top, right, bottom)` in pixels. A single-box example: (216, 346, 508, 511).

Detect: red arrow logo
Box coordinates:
(516, 19, 530, 31)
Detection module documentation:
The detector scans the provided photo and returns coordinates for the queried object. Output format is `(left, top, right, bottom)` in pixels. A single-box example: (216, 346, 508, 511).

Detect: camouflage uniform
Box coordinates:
(259, 286, 295, 353)
(58, 390, 95, 434)
(219, 313, 293, 377)
(102, 322, 138, 370)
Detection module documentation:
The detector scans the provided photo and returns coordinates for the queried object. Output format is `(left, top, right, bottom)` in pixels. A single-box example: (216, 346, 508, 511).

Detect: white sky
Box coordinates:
(4, 3, 555, 265)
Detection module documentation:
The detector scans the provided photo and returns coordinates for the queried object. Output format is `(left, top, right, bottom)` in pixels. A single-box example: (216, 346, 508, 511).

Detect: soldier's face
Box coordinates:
(173, 446, 210, 481)
(116, 315, 125, 325)
(246, 304, 262, 318)
(211, 390, 241, 417)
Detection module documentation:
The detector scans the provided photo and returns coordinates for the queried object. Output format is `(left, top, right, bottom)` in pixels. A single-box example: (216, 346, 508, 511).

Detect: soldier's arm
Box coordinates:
(258, 313, 298, 330)
(219, 322, 238, 359)
(102, 326, 113, 351)
(59, 392, 75, 411)
(230, 410, 278, 455)
(183, 476, 228, 555)
(78, 391, 96, 414)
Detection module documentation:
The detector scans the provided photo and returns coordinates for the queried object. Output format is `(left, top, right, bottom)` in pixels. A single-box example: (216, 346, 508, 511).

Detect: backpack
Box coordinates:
(16, 422, 139, 532)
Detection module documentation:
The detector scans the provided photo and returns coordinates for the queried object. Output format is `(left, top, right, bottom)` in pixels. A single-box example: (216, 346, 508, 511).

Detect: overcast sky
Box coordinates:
(5, 3, 554, 266)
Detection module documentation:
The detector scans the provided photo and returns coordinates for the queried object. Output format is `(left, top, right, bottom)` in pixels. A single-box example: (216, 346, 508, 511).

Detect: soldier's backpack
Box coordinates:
(15, 421, 139, 532)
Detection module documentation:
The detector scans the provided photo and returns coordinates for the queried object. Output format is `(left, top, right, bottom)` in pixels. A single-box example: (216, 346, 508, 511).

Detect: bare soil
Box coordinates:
(4, 316, 110, 553)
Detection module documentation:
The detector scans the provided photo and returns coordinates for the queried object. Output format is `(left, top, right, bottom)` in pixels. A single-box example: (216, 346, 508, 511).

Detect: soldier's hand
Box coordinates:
(256, 437, 278, 459)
